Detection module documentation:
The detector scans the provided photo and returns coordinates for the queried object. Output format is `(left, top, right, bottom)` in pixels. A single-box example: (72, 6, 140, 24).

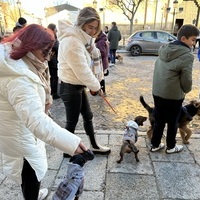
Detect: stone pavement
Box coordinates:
(1, 51, 200, 199)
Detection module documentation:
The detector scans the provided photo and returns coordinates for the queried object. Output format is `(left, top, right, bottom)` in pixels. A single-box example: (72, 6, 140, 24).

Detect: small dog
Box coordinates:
(116, 54, 123, 63)
(140, 95, 200, 144)
(117, 116, 147, 163)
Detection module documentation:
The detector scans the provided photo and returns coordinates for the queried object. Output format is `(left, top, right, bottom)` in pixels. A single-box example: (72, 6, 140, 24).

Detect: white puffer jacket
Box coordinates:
(0, 43, 81, 184)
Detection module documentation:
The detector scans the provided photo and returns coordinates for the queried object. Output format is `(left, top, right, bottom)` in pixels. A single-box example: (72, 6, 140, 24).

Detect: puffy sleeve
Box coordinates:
(6, 76, 81, 156)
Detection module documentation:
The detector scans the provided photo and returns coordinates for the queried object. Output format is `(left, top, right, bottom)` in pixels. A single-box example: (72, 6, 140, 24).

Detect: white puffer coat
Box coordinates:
(0, 43, 81, 184)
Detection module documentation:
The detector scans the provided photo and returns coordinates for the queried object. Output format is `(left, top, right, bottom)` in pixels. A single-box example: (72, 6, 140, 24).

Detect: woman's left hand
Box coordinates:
(74, 142, 88, 154)
(45, 102, 52, 113)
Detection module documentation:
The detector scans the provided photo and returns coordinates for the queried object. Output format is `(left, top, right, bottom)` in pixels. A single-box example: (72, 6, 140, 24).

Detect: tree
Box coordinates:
(109, 0, 144, 35)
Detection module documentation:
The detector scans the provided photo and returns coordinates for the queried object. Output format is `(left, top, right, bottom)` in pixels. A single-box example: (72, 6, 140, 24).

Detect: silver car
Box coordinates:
(125, 30, 177, 56)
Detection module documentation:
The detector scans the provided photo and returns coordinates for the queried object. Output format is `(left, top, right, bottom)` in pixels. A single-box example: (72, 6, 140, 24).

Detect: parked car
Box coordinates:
(125, 30, 177, 56)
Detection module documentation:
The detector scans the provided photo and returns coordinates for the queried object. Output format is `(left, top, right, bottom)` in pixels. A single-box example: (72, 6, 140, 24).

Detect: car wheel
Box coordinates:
(130, 45, 141, 56)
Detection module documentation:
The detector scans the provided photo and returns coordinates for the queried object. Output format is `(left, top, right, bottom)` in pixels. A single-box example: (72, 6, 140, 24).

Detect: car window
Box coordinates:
(140, 32, 154, 39)
(157, 32, 174, 41)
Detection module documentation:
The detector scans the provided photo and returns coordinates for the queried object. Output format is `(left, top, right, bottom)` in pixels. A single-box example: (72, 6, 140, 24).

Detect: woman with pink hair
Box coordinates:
(0, 24, 88, 200)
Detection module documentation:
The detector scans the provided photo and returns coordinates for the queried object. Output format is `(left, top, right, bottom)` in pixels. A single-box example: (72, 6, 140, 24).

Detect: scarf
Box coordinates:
(22, 52, 52, 111)
(78, 29, 104, 82)
(90, 47, 104, 82)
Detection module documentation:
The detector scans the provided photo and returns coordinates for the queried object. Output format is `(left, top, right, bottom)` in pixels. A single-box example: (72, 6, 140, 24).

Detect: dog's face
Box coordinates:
(191, 100, 200, 116)
(134, 116, 147, 126)
(116, 54, 123, 62)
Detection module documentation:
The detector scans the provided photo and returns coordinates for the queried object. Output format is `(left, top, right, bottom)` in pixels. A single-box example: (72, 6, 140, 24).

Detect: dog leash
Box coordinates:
(99, 92, 117, 114)
(99, 92, 127, 127)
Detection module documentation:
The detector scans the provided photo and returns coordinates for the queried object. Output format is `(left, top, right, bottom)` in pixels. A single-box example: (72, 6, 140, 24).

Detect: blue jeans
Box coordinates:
(109, 49, 117, 64)
(59, 82, 95, 136)
(151, 95, 183, 149)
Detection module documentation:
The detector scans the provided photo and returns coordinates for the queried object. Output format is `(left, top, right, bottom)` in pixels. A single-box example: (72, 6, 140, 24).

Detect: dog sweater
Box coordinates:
(123, 127, 138, 143)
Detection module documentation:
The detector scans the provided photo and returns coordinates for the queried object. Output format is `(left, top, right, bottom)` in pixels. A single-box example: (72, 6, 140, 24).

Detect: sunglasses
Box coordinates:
(42, 48, 52, 57)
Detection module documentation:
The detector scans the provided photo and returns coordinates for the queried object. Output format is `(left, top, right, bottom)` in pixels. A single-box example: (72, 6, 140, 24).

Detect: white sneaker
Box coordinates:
(150, 143, 165, 152)
(166, 145, 183, 154)
(38, 188, 48, 200)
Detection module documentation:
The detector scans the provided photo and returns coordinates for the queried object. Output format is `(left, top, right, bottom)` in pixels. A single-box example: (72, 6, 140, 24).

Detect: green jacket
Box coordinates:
(152, 41, 193, 100)
(108, 25, 121, 49)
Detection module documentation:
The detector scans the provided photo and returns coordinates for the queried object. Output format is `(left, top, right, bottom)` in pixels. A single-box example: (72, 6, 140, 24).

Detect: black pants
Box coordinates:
(49, 67, 58, 96)
(21, 159, 40, 200)
(151, 95, 183, 149)
(59, 82, 95, 136)
(100, 79, 105, 93)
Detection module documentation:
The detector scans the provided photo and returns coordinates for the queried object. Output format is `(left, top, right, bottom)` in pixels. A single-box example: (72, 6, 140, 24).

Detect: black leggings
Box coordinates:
(21, 159, 41, 200)
(59, 82, 95, 136)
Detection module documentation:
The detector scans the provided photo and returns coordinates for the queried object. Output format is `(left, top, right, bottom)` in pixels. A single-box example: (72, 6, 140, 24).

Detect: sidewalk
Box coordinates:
(1, 53, 200, 199)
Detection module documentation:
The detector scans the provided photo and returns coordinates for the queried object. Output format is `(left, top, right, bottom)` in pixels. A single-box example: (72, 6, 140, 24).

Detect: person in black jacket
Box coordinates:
(47, 23, 60, 99)
(108, 22, 121, 64)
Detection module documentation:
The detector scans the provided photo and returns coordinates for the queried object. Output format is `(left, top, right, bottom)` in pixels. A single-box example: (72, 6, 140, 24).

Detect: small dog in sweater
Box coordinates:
(52, 149, 94, 200)
(117, 116, 147, 163)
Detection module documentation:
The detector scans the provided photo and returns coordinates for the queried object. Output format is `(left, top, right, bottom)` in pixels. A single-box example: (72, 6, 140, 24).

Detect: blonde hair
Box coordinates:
(76, 7, 101, 36)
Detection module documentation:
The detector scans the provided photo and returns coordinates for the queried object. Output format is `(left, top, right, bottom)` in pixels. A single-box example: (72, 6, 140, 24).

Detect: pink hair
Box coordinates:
(2, 24, 55, 60)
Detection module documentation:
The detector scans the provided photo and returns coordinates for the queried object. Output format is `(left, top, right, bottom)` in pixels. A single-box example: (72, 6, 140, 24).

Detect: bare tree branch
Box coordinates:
(108, 0, 144, 34)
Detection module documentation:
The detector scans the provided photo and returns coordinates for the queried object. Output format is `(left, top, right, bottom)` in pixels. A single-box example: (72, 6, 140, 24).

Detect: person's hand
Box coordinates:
(90, 90, 99, 96)
(74, 142, 88, 155)
(90, 89, 103, 96)
(45, 102, 52, 113)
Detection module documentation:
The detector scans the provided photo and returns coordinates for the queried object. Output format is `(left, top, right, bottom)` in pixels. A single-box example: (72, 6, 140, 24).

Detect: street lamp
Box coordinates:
(99, 8, 105, 28)
(44, 7, 48, 25)
(167, 0, 183, 35)
(16, 0, 22, 17)
(0, 5, 3, 36)
(93, 0, 97, 9)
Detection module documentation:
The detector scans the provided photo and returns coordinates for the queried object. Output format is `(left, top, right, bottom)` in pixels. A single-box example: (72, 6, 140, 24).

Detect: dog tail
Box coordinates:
(139, 95, 154, 113)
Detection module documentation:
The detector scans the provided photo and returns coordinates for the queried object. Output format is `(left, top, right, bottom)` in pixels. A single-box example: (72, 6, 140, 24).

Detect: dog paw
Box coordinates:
(183, 140, 189, 144)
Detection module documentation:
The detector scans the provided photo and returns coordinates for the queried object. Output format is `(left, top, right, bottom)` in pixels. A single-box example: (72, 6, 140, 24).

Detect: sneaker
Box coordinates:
(150, 143, 165, 152)
(165, 145, 183, 154)
(38, 188, 48, 200)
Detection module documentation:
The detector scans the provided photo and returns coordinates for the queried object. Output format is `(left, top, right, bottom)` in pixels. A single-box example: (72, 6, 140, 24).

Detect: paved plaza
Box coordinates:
(1, 51, 200, 199)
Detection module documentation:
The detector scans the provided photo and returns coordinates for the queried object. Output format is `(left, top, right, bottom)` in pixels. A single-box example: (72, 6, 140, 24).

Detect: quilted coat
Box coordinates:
(0, 43, 81, 184)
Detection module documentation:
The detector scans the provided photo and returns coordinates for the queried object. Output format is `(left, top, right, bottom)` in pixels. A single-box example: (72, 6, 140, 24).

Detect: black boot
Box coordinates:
(88, 134, 111, 155)
(84, 120, 111, 154)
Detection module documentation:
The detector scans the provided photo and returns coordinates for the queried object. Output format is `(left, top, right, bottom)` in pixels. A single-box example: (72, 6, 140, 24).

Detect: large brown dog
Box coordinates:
(117, 116, 147, 163)
(140, 95, 200, 144)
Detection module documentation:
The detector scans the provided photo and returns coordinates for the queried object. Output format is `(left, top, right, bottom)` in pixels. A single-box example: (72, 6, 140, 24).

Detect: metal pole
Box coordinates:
(172, 9, 175, 34)
(153, 0, 158, 29)
(18, 8, 21, 17)
(143, 0, 148, 29)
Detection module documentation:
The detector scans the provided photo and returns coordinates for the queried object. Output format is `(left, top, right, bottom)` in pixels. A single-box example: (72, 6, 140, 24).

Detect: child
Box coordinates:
(52, 149, 94, 200)
(150, 24, 199, 154)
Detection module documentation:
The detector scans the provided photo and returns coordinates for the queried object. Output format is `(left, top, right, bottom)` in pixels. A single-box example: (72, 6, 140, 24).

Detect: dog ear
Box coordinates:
(191, 100, 200, 108)
(195, 102, 200, 108)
